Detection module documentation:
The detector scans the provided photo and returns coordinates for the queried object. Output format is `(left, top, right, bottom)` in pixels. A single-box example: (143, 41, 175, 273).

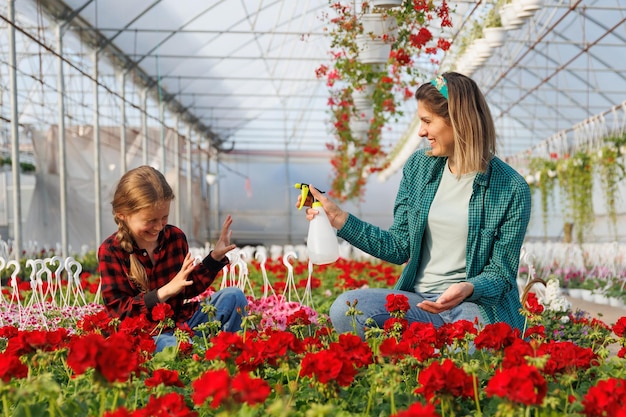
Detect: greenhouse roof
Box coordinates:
(2, 0, 626, 162)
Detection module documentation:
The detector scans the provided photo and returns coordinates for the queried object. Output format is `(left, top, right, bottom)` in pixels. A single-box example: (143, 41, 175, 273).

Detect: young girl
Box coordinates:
(98, 165, 247, 352)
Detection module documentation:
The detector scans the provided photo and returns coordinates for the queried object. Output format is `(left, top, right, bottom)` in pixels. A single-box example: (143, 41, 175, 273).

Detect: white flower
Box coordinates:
(538, 278, 572, 313)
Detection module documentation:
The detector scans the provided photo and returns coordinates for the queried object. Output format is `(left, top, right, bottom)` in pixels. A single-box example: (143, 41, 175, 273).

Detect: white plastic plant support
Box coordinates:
(25, 259, 49, 330)
(25, 259, 44, 308)
(47, 256, 67, 306)
(234, 252, 254, 298)
(0, 256, 6, 305)
(300, 260, 315, 309)
(220, 249, 238, 290)
(64, 257, 87, 307)
(255, 250, 276, 299)
(6, 260, 24, 326)
(282, 251, 302, 304)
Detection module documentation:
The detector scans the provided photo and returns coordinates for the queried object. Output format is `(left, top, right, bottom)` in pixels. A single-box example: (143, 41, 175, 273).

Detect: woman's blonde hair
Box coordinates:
(111, 165, 174, 291)
(415, 71, 496, 175)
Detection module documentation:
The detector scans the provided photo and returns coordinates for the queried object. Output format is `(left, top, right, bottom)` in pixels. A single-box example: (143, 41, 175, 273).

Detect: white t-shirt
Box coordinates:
(415, 161, 477, 293)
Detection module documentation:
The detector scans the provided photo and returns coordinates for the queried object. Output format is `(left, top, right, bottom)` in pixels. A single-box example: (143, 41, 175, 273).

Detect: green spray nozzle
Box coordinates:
(295, 183, 325, 210)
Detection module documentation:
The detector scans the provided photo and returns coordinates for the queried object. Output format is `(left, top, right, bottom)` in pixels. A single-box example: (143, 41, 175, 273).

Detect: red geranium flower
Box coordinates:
(385, 293, 410, 316)
(0, 352, 29, 382)
(192, 369, 231, 408)
(414, 358, 475, 401)
(151, 303, 174, 322)
(474, 322, 520, 350)
(582, 378, 626, 417)
(231, 372, 271, 406)
(392, 402, 441, 417)
(145, 369, 184, 388)
(486, 364, 547, 406)
(300, 349, 357, 387)
(525, 292, 544, 314)
(140, 392, 198, 417)
(612, 317, 626, 338)
(436, 319, 478, 347)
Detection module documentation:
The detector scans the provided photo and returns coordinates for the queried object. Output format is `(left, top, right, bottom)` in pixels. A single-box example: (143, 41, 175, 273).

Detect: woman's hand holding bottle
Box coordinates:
(297, 185, 349, 230)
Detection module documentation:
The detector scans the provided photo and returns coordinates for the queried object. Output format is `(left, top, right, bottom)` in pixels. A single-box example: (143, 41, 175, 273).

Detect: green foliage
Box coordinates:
(528, 157, 558, 239)
(593, 134, 626, 239)
(556, 151, 594, 243)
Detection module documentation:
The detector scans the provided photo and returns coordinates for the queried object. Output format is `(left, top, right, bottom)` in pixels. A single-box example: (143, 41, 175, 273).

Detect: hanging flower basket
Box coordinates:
(317, 0, 453, 201)
(370, 0, 403, 8)
(361, 12, 398, 39)
(483, 26, 507, 48)
(355, 35, 392, 64)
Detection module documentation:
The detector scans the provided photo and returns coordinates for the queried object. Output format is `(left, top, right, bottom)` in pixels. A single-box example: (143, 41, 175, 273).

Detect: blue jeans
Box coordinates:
(154, 287, 248, 352)
(329, 288, 482, 339)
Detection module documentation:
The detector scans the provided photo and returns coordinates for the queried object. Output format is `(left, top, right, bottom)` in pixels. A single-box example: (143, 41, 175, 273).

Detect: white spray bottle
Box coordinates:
(295, 183, 339, 265)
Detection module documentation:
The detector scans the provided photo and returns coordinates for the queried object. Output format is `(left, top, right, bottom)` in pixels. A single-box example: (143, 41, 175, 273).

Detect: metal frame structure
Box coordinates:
(1, 0, 625, 258)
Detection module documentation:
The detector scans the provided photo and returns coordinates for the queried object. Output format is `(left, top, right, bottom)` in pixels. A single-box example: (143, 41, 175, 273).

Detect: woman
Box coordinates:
(98, 165, 248, 352)
(300, 72, 531, 339)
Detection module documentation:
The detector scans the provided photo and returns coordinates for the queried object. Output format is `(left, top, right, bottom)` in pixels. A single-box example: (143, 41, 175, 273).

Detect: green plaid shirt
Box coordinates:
(338, 149, 531, 331)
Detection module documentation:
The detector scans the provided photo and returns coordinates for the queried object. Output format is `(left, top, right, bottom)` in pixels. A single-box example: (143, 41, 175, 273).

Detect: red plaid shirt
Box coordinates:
(98, 224, 227, 325)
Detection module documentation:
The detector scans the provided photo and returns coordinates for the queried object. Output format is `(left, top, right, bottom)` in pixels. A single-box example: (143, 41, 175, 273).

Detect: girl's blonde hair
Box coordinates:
(415, 71, 496, 175)
(111, 166, 174, 291)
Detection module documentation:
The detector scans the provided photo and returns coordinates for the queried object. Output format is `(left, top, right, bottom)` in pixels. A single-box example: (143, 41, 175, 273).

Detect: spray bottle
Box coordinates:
(295, 183, 339, 265)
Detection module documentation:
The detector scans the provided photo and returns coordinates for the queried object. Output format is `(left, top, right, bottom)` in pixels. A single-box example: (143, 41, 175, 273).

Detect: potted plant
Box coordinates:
(317, 0, 453, 201)
(482, 3, 507, 47)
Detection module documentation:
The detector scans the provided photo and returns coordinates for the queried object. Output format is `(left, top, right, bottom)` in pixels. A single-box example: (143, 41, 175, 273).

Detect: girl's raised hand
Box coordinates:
(211, 215, 237, 261)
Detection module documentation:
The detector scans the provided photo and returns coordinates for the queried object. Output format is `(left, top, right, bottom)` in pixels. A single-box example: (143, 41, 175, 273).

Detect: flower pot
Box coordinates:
(356, 35, 391, 64)
(609, 297, 625, 309)
(517, 0, 543, 12)
(352, 85, 375, 110)
(349, 107, 373, 136)
(469, 38, 492, 59)
(370, 0, 403, 9)
(568, 288, 582, 299)
(483, 27, 507, 48)
(500, 3, 524, 30)
(361, 13, 398, 40)
(580, 289, 595, 302)
(512, 0, 536, 18)
(593, 293, 611, 305)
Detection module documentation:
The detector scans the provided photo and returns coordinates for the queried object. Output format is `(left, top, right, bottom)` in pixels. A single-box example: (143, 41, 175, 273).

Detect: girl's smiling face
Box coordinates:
(117, 201, 170, 249)
(417, 100, 455, 160)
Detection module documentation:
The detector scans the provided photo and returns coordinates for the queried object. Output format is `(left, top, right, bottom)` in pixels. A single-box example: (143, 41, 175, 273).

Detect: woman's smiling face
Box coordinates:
(417, 100, 454, 159)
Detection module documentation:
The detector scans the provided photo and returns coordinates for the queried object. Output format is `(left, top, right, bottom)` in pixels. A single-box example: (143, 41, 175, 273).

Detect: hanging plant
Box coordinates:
(556, 151, 594, 243)
(316, 0, 453, 201)
(528, 154, 558, 239)
(594, 133, 626, 238)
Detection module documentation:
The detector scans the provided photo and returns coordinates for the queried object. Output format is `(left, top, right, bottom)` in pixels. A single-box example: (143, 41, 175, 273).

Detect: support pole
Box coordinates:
(141, 89, 148, 165)
(93, 51, 101, 246)
(119, 71, 127, 174)
(160, 101, 166, 172)
(8, 0, 22, 260)
(56, 24, 69, 258)
(174, 116, 181, 227)
(186, 128, 193, 234)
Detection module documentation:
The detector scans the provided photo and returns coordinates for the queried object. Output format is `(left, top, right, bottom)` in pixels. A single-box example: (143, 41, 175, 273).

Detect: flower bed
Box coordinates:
(1, 256, 626, 416)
